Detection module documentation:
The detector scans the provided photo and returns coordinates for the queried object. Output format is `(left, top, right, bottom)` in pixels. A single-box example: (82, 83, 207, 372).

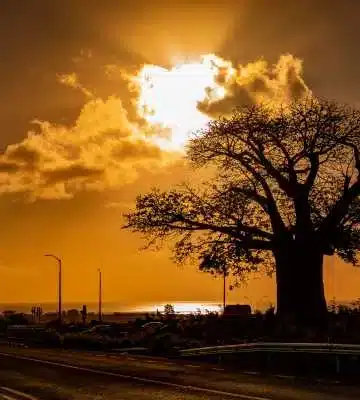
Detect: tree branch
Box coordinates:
(252, 139, 296, 196)
(231, 152, 287, 235)
(304, 153, 319, 192)
(318, 180, 360, 239)
(177, 215, 273, 241)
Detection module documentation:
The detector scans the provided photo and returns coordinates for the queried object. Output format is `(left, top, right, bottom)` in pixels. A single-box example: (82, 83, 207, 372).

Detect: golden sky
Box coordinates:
(1, 1, 360, 309)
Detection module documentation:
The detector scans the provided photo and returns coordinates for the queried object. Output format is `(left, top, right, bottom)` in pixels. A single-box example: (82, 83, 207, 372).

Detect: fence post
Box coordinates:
(335, 355, 340, 375)
(267, 352, 272, 372)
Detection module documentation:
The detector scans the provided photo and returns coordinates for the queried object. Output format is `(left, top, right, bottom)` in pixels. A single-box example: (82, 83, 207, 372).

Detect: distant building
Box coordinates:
(223, 304, 252, 317)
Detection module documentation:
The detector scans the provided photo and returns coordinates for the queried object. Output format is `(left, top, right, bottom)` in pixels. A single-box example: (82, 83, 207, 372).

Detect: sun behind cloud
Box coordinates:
(133, 53, 310, 150)
(0, 53, 310, 200)
(134, 55, 231, 149)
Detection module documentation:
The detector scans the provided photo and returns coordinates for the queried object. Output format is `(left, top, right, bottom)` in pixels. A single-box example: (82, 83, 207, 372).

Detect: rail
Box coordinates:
(180, 342, 360, 356)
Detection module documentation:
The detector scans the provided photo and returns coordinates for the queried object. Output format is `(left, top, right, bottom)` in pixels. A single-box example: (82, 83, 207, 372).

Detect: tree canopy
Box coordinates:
(124, 98, 360, 318)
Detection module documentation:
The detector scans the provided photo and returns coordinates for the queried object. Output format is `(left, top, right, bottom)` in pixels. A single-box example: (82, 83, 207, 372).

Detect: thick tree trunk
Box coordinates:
(274, 242, 327, 324)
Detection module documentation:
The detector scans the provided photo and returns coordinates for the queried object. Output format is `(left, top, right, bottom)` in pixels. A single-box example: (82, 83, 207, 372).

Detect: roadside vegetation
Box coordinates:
(2, 301, 360, 354)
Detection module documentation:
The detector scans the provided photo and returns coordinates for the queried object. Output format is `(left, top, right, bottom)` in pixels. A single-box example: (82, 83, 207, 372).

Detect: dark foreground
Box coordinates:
(0, 347, 360, 399)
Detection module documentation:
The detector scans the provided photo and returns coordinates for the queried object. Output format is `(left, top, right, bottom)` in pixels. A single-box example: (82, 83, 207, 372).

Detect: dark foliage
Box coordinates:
(124, 98, 360, 319)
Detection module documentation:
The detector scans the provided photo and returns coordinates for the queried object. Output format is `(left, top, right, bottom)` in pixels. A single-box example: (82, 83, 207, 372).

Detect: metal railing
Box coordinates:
(180, 342, 360, 356)
(180, 342, 360, 380)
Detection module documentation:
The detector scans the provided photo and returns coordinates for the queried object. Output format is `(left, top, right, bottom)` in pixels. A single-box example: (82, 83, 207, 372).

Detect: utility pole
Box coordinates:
(98, 268, 102, 323)
(223, 267, 227, 313)
(333, 256, 336, 304)
(44, 254, 62, 324)
(81, 305, 88, 325)
(332, 255, 336, 312)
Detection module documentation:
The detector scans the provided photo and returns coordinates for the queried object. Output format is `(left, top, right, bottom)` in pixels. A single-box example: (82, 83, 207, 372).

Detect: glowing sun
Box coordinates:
(134, 54, 235, 150)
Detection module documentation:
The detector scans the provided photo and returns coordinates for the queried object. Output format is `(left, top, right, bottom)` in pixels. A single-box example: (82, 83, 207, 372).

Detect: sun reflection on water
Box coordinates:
(135, 302, 222, 314)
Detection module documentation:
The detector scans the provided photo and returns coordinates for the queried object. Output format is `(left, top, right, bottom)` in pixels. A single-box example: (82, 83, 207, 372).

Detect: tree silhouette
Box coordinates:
(124, 98, 360, 323)
(164, 304, 175, 316)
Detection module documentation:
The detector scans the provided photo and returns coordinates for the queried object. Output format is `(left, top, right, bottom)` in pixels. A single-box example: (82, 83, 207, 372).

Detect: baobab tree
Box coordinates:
(124, 98, 360, 323)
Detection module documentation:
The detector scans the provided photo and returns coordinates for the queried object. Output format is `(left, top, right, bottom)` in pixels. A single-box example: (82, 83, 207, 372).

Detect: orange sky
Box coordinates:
(1, 1, 360, 310)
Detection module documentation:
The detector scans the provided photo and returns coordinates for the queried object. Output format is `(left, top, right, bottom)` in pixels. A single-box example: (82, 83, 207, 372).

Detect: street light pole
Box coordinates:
(98, 268, 102, 322)
(223, 267, 227, 313)
(44, 253, 62, 324)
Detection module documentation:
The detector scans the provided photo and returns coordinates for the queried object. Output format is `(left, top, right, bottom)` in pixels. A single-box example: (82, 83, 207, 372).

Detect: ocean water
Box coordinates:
(0, 301, 224, 314)
(0, 299, 353, 315)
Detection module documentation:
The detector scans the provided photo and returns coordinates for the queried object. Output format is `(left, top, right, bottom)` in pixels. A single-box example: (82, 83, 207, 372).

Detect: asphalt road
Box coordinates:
(0, 346, 359, 399)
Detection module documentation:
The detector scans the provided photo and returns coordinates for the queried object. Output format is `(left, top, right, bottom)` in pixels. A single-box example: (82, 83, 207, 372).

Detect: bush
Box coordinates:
(62, 333, 135, 351)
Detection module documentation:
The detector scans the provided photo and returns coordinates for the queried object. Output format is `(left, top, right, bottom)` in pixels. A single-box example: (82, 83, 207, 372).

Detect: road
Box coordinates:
(0, 346, 359, 399)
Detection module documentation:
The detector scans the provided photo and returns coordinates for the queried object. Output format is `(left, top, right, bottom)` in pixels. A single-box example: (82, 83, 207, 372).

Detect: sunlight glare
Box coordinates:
(134, 54, 234, 150)
(152, 302, 222, 314)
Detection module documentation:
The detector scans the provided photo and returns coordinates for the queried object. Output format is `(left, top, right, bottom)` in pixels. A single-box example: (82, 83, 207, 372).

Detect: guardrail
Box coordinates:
(112, 347, 149, 354)
(180, 342, 360, 356)
(180, 342, 360, 380)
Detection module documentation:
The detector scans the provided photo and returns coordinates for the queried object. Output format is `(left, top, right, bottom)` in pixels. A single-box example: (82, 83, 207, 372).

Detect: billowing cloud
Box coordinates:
(6, 143, 41, 169)
(57, 72, 94, 98)
(0, 52, 311, 201)
(111, 140, 162, 160)
(0, 95, 172, 200)
(0, 160, 20, 173)
(198, 54, 311, 117)
(42, 163, 104, 185)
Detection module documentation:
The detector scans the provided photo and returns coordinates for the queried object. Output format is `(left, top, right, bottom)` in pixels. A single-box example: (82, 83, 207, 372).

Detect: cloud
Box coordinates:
(0, 52, 311, 201)
(111, 140, 162, 160)
(0, 160, 20, 173)
(198, 54, 311, 117)
(0, 96, 172, 200)
(5, 143, 42, 169)
(57, 72, 94, 98)
(42, 163, 104, 185)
